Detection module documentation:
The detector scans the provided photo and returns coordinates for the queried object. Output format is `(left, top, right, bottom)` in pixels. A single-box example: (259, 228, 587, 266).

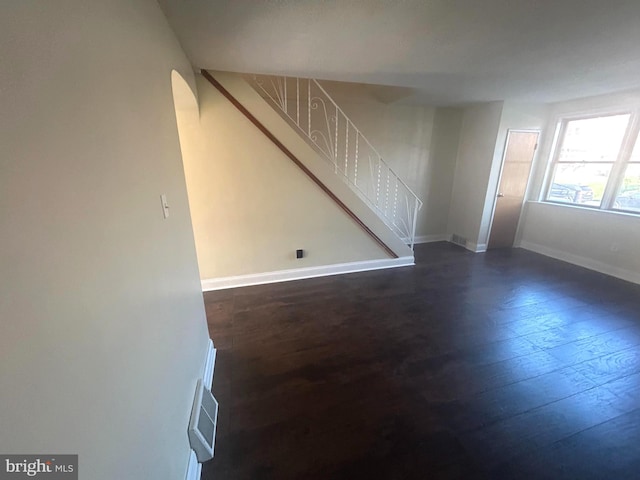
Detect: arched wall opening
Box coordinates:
(171, 69, 205, 272)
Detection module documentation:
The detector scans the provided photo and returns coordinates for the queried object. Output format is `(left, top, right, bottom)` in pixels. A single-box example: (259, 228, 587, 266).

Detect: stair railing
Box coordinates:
(248, 74, 423, 249)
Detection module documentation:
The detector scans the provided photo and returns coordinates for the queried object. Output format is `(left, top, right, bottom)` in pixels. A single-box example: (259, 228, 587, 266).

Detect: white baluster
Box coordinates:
(354, 132, 359, 187)
(334, 105, 339, 173)
(308, 79, 311, 137)
(344, 121, 349, 179)
(334, 108, 338, 173)
(284, 78, 287, 115)
(385, 164, 390, 216)
(410, 198, 419, 250)
(393, 178, 398, 225)
(376, 158, 382, 207)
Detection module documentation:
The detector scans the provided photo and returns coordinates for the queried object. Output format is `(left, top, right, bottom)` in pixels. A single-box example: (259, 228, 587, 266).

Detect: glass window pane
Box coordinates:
(547, 163, 613, 206)
(630, 134, 640, 163)
(558, 114, 630, 163)
(614, 163, 640, 213)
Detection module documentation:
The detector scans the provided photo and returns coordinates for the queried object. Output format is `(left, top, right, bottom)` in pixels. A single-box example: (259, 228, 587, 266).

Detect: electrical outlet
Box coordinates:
(296, 249, 304, 259)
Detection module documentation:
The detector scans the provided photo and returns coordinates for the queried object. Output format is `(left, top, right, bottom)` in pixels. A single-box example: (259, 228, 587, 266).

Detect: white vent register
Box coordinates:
(189, 378, 219, 462)
(186, 339, 218, 480)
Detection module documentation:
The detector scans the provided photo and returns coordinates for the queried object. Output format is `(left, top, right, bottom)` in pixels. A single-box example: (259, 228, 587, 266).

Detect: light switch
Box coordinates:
(160, 194, 170, 219)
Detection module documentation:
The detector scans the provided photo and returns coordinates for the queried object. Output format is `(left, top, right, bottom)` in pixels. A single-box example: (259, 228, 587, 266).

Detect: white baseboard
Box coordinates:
(185, 450, 202, 480)
(466, 241, 487, 253)
(413, 234, 451, 244)
(203, 339, 216, 390)
(201, 256, 415, 291)
(519, 240, 640, 285)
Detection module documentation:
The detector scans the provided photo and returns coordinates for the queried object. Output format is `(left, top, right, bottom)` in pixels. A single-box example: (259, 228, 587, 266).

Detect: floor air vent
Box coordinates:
(188, 379, 219, 462)
(451, 234, 467, 247)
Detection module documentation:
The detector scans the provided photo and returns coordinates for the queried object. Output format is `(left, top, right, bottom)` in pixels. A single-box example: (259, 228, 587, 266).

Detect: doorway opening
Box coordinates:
(488, 130, 540, 249)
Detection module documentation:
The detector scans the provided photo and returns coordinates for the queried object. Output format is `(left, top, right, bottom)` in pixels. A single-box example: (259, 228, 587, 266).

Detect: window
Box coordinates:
(614, 137, 640, 213)
(545, 112, 640, 214)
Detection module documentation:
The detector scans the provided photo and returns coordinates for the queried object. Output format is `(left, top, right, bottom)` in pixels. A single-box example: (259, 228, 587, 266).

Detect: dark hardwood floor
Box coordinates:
(201, 242, 640, 479)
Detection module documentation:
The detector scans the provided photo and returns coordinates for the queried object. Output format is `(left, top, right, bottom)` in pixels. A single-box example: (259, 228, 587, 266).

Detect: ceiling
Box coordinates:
(158, 0, 640, 106)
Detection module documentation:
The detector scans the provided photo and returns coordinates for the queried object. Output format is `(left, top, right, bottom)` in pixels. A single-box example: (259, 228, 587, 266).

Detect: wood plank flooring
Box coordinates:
(201, 242, 640, 479)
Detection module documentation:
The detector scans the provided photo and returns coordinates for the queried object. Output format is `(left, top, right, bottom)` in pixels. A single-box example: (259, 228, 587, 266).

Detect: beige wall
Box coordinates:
(0, 2, 209, 479)
(320, 83, 462, 238)
(447, 102, 504, 249)
(177, 75, 389, 280)
(428, 108, 465, 235)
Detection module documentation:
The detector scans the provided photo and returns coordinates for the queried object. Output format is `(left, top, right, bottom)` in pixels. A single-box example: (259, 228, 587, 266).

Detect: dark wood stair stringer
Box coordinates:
(201, 69, 398, 259)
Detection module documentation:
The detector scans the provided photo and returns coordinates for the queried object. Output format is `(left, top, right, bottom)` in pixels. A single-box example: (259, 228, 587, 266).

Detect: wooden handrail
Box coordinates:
(201, 70, 397, 259)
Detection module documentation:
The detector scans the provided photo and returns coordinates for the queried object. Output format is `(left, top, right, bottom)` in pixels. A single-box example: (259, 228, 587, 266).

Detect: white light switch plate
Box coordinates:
(160, 194, 170, 219)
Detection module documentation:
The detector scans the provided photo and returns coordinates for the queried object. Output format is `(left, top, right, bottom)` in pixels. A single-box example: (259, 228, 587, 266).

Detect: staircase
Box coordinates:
(247, 74, 423, 249)
(202, 70, 422, 258)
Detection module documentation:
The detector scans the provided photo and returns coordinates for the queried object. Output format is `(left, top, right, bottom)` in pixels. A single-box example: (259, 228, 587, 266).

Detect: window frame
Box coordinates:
(543, 108, 640, 215)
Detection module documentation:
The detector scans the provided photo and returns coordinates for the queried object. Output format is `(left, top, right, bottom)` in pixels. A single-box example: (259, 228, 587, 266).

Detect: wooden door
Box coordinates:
(488, 131, 539, 249)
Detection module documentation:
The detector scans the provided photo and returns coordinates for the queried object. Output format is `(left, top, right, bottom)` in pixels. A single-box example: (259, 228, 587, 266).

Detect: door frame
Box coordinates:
(487, 129, 541, 248)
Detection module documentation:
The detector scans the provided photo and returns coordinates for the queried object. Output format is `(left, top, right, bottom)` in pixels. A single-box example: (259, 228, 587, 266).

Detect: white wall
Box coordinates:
(447, 102, 504, 249)
(0, 2, 209, 479)
(177, 74, 391, 281)
(427, 108, 465, 236)
(320, 83, 462, 238)
(519, 203, 640, 284)
(518, 89, 640, 284)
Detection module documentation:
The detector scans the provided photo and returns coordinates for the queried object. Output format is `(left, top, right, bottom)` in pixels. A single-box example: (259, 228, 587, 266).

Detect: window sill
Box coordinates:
(534, 200, 640, 220)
